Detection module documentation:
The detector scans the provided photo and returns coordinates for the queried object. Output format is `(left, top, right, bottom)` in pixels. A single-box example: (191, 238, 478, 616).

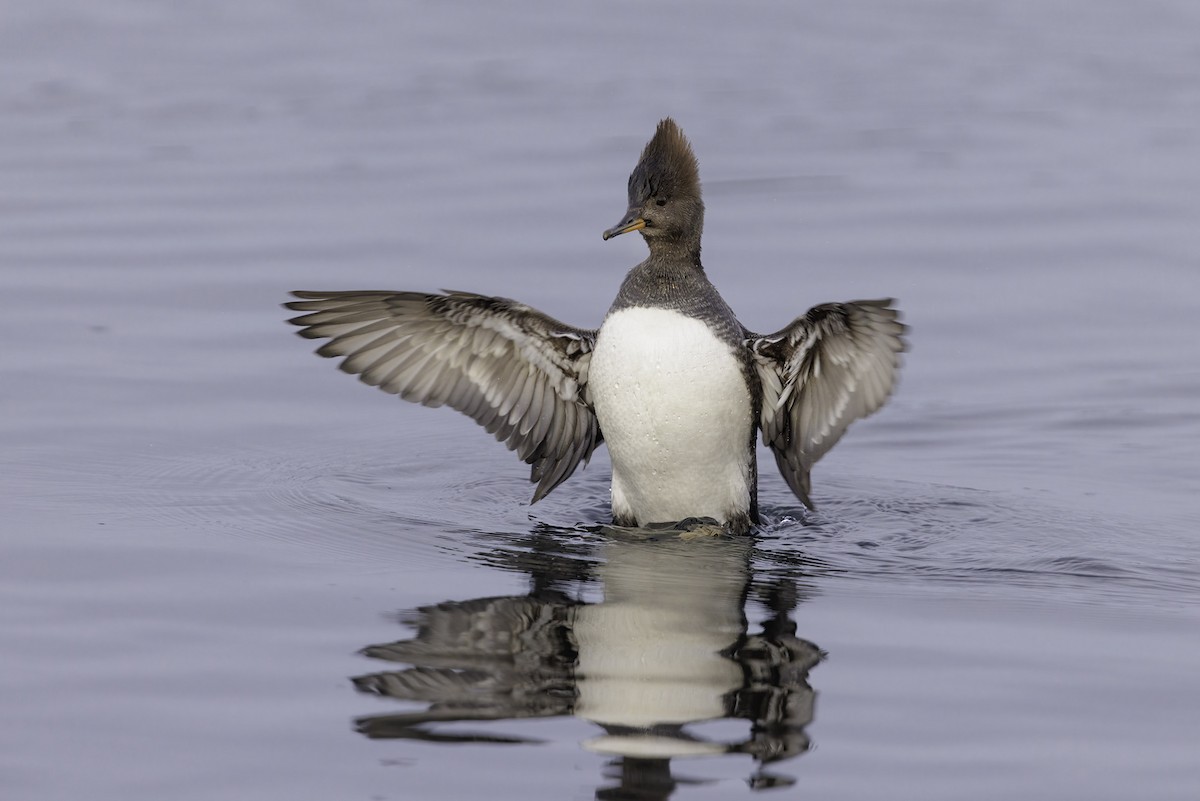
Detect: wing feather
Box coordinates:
(286, 290, 602, 502)
(748, 299, 907, 508)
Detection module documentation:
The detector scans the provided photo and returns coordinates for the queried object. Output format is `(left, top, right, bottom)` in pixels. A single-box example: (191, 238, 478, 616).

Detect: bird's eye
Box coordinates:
(655, 198, 667, 207)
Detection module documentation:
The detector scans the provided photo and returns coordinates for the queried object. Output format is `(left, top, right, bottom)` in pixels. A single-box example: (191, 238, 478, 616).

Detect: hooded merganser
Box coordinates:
(286, 118, 907, 533)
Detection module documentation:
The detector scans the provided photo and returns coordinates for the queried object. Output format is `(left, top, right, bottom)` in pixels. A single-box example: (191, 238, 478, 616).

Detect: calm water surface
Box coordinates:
(3, 2, 1199, 799)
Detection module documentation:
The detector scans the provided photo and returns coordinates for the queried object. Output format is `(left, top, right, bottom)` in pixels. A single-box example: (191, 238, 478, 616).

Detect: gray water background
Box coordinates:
(3, 1, 1199, 799)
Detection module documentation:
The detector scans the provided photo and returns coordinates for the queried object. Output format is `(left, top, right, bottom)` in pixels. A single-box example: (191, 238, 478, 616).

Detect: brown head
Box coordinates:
(603, 118, 704, 256)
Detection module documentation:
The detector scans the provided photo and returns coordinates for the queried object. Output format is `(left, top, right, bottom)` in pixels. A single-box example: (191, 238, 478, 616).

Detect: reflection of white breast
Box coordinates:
(589, 307, 754, 525)
(572, 539, 748, 731)
(573, 603, 743, 727)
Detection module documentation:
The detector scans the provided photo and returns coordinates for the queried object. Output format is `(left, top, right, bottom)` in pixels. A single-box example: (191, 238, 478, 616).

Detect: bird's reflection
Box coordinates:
(353, 528, 822, 797)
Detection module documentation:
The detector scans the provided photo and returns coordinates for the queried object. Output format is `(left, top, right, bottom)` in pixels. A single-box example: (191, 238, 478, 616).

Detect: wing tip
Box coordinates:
(795, 470, 814, 510)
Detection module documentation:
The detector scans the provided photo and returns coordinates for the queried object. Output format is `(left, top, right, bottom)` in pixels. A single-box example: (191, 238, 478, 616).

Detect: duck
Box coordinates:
(286, 118, 907, 534)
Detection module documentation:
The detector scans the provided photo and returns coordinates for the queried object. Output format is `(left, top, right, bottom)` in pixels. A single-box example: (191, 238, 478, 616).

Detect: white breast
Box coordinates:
(588, 307, 754, 526)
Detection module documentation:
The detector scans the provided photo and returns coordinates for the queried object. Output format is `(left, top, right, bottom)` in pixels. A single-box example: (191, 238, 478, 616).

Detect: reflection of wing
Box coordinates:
(731, 632, 823, 764)
(748, 299, 907, 507)
(353, 595, 579, 740)
(361, 595, 578, 671)
(286, 290, 602, 501)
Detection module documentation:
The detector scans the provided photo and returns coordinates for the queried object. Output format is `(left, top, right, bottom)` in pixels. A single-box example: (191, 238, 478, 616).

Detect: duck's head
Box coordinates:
(603, 118, 704, 253)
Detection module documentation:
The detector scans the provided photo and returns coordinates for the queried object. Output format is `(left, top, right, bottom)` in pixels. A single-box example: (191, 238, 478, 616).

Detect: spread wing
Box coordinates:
(748, 299, 907, 508)
(285, 290, 602, 502)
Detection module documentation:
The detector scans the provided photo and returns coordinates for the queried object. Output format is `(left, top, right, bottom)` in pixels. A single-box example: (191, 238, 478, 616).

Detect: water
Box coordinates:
(3, 1, 1199, 799)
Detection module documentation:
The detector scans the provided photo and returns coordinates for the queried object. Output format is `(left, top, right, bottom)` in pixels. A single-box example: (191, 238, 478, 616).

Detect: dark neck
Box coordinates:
(645, 235, 703, 268)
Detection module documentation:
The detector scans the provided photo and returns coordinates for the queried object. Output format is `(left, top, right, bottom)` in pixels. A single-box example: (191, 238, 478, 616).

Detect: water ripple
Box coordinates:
(755, 477, 1200, 609)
